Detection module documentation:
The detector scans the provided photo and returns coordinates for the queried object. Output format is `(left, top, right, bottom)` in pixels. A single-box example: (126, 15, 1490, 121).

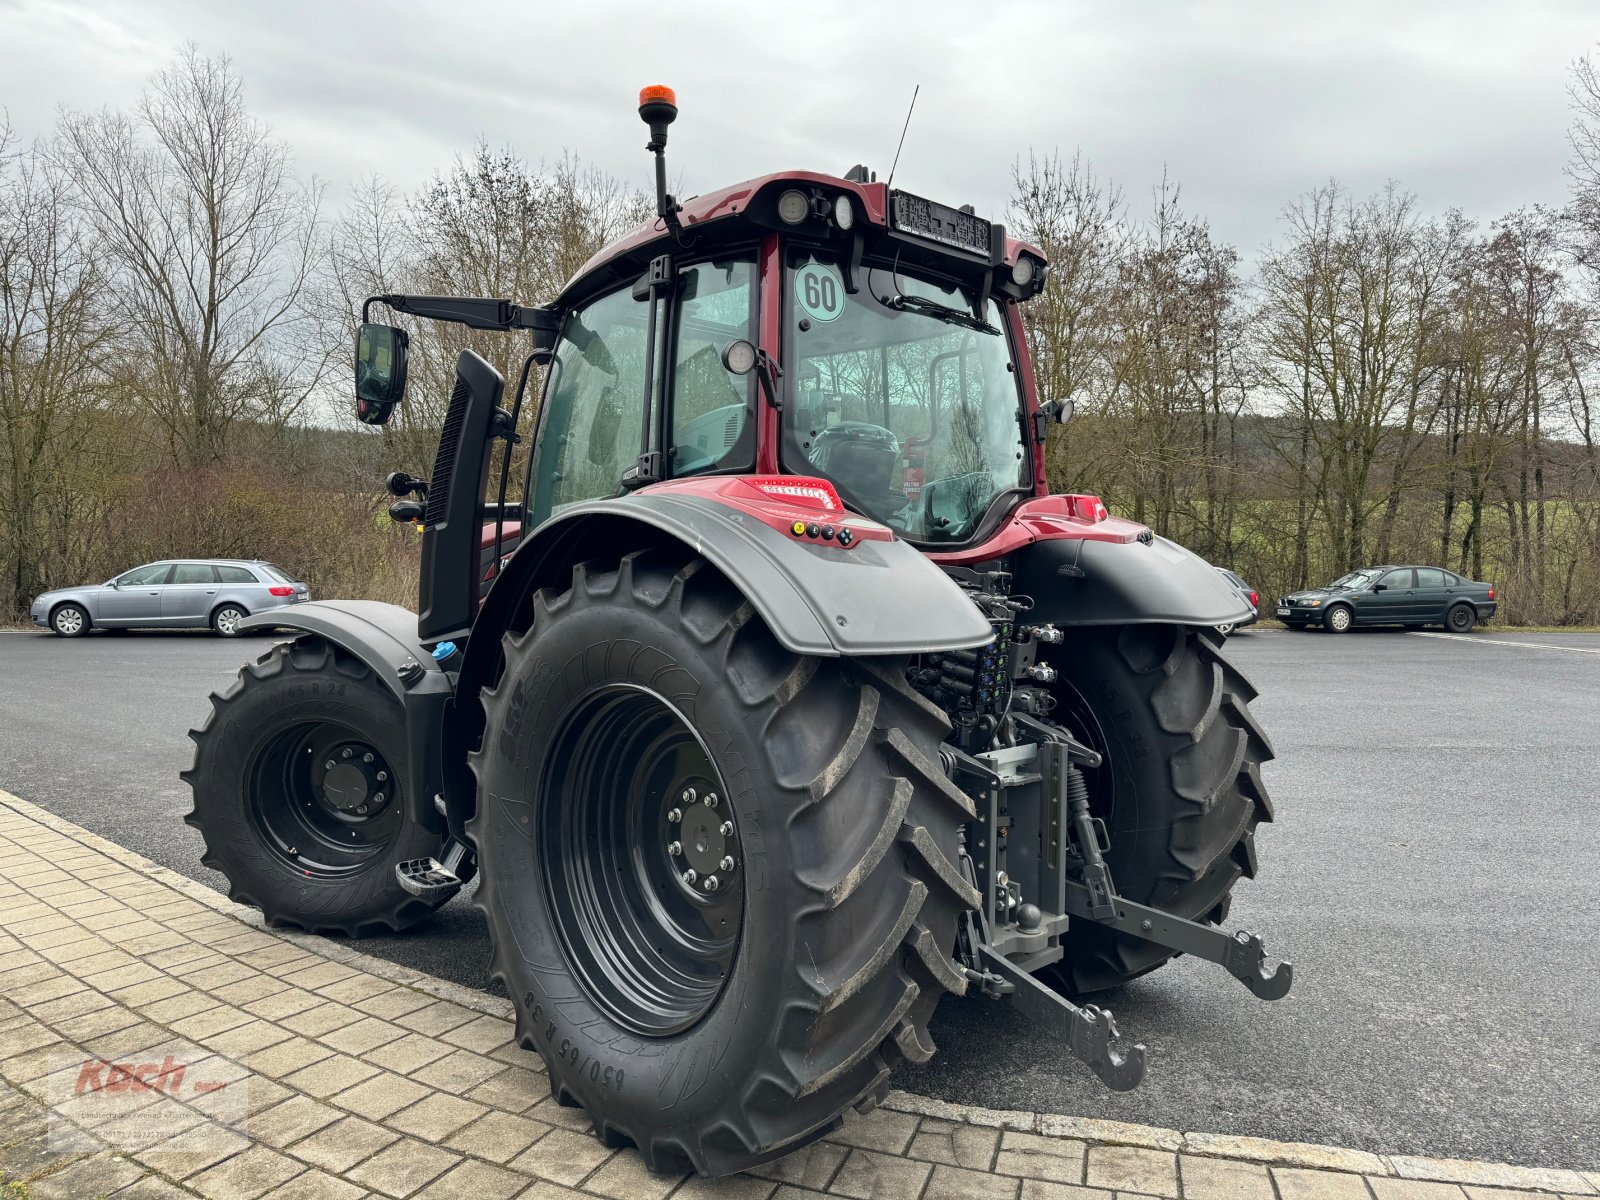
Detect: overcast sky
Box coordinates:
(4, 0, 1597, 258)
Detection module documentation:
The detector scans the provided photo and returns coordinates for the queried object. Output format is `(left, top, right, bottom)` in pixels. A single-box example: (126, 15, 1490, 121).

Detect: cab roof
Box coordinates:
(559, 170, 1045, 305)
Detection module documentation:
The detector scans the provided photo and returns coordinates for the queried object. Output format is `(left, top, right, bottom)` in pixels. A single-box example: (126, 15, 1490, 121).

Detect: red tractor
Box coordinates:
(185, 88, 1288, 1177)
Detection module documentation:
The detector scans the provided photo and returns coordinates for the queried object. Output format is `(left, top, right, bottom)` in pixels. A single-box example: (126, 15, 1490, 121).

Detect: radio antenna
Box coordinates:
(886, 84, 920, 190)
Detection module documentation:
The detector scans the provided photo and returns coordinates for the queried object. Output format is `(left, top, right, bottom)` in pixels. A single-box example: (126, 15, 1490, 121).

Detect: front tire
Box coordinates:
(1324, 604, 1353, 633)
(51, 603, 90, 637)
(183, 638, 455, 934)
(1043, 624, 1274, 994)
(469, 549, 974, 1176)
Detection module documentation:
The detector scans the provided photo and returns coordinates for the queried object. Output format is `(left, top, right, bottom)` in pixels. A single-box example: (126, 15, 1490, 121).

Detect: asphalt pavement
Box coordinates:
(0, 624, 1595, 1167)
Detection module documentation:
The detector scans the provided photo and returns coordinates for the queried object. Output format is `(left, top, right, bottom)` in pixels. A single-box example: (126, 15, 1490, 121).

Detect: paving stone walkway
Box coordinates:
(0, 789, 1594, 1200)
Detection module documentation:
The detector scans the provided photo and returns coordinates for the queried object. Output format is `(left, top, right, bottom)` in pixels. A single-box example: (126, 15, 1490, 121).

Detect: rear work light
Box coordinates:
(267, 586, 293, 597)
(744, 476, 842, 513)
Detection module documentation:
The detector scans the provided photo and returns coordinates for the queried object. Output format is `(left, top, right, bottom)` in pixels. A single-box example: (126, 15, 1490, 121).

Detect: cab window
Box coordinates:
(528, 287, 650, 527)
(669, 260, 756, 474)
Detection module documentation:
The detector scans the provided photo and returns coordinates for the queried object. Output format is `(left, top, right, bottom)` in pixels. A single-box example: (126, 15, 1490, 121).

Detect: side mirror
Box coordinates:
(1372, 583, 1387, 592)
(355, 323, 408, 425)
(1040, 395, 1077, 425)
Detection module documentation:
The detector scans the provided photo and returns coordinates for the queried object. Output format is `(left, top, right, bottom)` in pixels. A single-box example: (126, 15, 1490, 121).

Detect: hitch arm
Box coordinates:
(975, 944, 1146, 1091)
(1064, 883, 1293, 1001)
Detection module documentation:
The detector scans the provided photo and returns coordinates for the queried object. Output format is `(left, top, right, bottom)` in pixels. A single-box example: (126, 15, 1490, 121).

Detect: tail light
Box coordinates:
(1250, 591, 1258, 606)
(1062, 493, 1109, 522)
(743, 476, 842, 512)
(267, 586, 293, 597)
(1488, 587, 1495, 600)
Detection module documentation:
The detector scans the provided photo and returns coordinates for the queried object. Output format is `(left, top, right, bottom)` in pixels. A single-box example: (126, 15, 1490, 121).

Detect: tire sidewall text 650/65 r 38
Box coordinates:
(469, 548, 976, 1177)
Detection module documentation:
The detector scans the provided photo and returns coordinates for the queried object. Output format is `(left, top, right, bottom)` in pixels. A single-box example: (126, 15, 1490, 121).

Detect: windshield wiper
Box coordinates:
(889, 293, 1000, 334)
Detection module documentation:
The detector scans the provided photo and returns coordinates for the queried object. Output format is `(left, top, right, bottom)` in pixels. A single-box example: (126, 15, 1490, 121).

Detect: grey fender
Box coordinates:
(1011, 534, 1255, 628)
(470, 492, 994, 661)
(445, 492, 992, 839)
(238, 600, 450, 837)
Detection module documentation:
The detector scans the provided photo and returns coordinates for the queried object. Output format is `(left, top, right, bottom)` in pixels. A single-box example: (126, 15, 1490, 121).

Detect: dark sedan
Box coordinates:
(1277, 565, 1497, 633)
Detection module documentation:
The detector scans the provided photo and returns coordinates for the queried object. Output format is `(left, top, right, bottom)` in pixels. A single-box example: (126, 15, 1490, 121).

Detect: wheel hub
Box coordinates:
(318, 744, 391, 815)
(666, 786, 737, 891)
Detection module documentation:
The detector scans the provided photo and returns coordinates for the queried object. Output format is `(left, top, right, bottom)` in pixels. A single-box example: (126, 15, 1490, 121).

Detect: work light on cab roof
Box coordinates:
(187, 82, 1289, 1181)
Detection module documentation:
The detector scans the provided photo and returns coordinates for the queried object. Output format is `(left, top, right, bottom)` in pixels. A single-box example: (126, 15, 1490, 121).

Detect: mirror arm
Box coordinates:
(366, 294, 558, 335)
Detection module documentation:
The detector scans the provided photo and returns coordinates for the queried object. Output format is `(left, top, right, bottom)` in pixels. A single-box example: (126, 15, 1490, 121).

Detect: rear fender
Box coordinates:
(238, 601, 449, 838)
(1011, 535, 1254, 627)
(447, 484, 994, 837)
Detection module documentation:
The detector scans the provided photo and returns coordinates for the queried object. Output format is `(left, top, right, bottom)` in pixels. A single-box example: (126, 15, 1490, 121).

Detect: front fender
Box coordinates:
(1012, 535, 1254, 627)
(238, 600, 449, 837)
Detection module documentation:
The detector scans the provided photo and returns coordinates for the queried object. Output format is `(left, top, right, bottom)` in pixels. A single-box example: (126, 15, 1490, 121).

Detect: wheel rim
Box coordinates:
(216, 608, 242, 635)
(1330, 608, 1350, 632)
(1450, 609, 1469, 631)
(55, 608, 83, 635)
(539, 684, 743, 1038)
(247, 723, 401, 879)
(1216, 623, 1234, 636)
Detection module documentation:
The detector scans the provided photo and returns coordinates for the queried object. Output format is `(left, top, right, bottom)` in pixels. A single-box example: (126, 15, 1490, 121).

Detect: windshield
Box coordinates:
(1327, 570, 1381, 590)
(782, 251, 1027, 543)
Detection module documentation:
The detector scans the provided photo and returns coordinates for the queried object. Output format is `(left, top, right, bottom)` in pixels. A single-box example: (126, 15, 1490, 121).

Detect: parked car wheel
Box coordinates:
(1324, 604, 1353, 634)
(50, 603, 90, 638)
(1446, 604, 1476, 634)
(212, 604, 248, 637)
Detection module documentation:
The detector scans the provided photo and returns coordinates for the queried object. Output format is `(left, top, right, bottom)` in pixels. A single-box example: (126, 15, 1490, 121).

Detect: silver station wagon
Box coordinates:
(30, 559, 310, 638)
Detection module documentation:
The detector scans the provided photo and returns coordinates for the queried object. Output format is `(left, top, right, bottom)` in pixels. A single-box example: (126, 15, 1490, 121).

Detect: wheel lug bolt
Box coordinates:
(667, 807, 682, 823)
(363, 752, 374, 763)
(703, 793, 718, 808)
(703, 876, 719, 893)
(683, 869, 697, 884)
(376, 771, 388, 782)
(681, 787, 696, 804)
(667, 841, 682, 857)
(719, 821, 733, 836)
(372, 794, 384, 805)
(341, 748, 354, 759)
(720, 856, 735, 872)
(357, 805, 368, 814)
(324, 760, 335, 771)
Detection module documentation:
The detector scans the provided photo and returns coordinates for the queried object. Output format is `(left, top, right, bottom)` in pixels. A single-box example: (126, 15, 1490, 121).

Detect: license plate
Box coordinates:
(1276, 606, 1290, 617)
(889, 190, 992, 256)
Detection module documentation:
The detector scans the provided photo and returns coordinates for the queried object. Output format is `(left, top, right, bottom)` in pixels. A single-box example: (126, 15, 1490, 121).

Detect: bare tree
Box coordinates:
(54, 46, 328, 468)
(0, 125, 115, 612)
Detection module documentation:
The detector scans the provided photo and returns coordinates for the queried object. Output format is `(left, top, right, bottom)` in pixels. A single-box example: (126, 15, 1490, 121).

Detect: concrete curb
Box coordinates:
(3, 787, 1593, 1193)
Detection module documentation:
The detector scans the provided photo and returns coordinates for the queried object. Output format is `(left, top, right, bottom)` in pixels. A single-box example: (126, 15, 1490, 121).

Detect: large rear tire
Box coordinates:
(1043, 624, 1274, 994)
(468, 549, 975, 1177)
(183, 638, 455, 935)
